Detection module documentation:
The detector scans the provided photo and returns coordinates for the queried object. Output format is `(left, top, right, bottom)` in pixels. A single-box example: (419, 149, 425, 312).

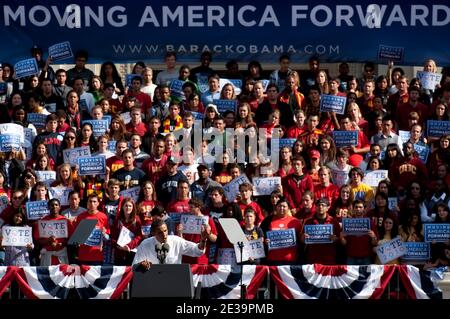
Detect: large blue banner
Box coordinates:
(1, 1, 449, 64)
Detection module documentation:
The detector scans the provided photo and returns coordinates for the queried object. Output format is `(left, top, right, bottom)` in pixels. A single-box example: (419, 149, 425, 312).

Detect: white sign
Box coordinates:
(49, 186, 73, 207)
(252, 177, 281, 196)
(216, 247, 236, 265)
(363, 170, 388, 187)
(63, 146, 91, 166)
(233, 238, 266, 262)
(117, 226, 134, 247)
(0, 123, 25, 144)
(1, 226, 33, 247)
(119, 186, 140, 202)
(375, 236, 406, 264)
(416, 71, 442, 91)
(180, 215, 209, 235)
(35, 170, 57, 186)
(38, 220, 69, 238)
(223, 174, 251, 202)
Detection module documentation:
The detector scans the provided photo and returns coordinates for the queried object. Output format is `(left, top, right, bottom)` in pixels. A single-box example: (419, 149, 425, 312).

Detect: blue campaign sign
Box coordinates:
(85, 228, 102, 247)
(190, 111, 204, 120)
(48, 41, 73, 61)
(14, 58, 38, 79)
(1, 2, 450, 65)
(141, 225, 152, 236)
(413, 144, 429, 163)
(229, 79, 242, 89)
(342, 218, 370, 236)
(402, 242, 430, 261)
(82, 120, 109, 137)
(108, 140, 117, 152)
(332, 130, 358, 148)
(426, 120, 450, 138)
(125, 74, 142, 87)
(266, 228, 297, 250)
(168, 212, 183, 224)
(213, 99, 237, 113)
(77, 156, 106, 176)
(320, 95, 347, 114)
(278, 138, 297, 149)
(26, 200, 50, 221)
(304, 224, 333, 244)
(377, 44, 404, 62)
(0, 83, 6, 95)
(27, 113, 48, 129)
(170, 79, 186, 98)
(103, 115, 112, 126)
(0, 134, 21, 152)
(424, 224, 450, 243)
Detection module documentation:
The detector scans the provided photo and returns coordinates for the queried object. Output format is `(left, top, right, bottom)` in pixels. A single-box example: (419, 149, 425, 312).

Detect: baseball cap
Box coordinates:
(309, 149, 321, 159)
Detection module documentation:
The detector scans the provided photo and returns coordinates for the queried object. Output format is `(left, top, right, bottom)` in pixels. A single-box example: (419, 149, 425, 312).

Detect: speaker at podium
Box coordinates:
(131, 264, 195, 298)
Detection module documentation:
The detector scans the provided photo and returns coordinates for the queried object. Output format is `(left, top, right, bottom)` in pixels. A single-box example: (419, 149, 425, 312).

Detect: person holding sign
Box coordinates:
(374, 217, 400, 265)
(33, 198, 71, 266)
(179, 199, 217, 265)
(263, 198, 302, 265)
(426, 204, 450, 269)
(241, 208, 264, 265)
(73, 194, 109, 265)
(0, 210, 33, 266)
(302, 198, 341, 265)
(110, 198, 142, 265)
(340, 200, 378, 265)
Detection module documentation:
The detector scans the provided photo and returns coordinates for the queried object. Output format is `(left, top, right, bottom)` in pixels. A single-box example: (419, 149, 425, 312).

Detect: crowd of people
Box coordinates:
(0, 48, 449, 270)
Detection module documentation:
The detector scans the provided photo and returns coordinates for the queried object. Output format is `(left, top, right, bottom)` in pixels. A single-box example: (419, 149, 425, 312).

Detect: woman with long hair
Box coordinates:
(347, 102, 369, 137)
(111, 198, 143, 265)
(77, 122, 97, 153)
(99, 61, 125, 96)
(374, 217, 400, 264)
(56, 128, 78, 166)
(137, 180, 161, 224)
(318, 135, 337, 167)
(277, 146, 294, 178)
(88, 75, 104, 103)
(108, 115, 130, 141)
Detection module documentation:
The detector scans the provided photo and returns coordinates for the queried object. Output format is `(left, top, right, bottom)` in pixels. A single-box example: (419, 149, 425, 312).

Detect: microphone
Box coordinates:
(155, 243, 164, 264)
(160, 243, 170, 264)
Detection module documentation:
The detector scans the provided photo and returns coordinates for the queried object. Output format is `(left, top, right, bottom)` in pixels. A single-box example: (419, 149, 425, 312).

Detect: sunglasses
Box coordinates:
(13, 196, 24, 200)
(66, 136, 76, 140)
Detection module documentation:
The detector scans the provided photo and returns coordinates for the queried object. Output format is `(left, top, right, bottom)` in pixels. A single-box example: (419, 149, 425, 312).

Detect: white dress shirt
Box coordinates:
(132, 235, 204, 265)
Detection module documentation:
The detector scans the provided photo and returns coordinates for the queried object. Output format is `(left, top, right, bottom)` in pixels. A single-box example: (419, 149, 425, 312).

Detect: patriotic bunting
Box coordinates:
(0, 266, 17, 296)
(76, 265, 133, 299)
(271, 264, 396, 299)
(3, 264, 445, 299)
(15, 265, 76, 299)
(191, 264, 268, 299)
(397, 265, 443, 299)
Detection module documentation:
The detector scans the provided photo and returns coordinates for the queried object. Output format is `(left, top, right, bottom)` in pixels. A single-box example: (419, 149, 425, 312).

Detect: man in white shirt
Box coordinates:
(132, 219, 208, 269)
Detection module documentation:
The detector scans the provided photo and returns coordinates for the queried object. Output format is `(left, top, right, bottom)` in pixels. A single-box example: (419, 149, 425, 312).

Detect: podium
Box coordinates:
(131, 264, 194, 298)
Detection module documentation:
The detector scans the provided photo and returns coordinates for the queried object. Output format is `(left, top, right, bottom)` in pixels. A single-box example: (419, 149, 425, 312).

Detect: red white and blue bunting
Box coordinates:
(1, 264, 444, 299)
(270, 264, 442, 300)
(14, 265, 132, 299)
(191, 264, 269, 299)
(0, 266, 17, 296)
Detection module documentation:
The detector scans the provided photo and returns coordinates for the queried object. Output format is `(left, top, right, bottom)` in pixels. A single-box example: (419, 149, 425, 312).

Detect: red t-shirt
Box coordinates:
(267, 215, 302, 263)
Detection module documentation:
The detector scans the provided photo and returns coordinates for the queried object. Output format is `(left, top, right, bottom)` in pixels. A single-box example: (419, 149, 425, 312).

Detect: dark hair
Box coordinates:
(74, 50, 89, 61)
(150, 205, 166, 217)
